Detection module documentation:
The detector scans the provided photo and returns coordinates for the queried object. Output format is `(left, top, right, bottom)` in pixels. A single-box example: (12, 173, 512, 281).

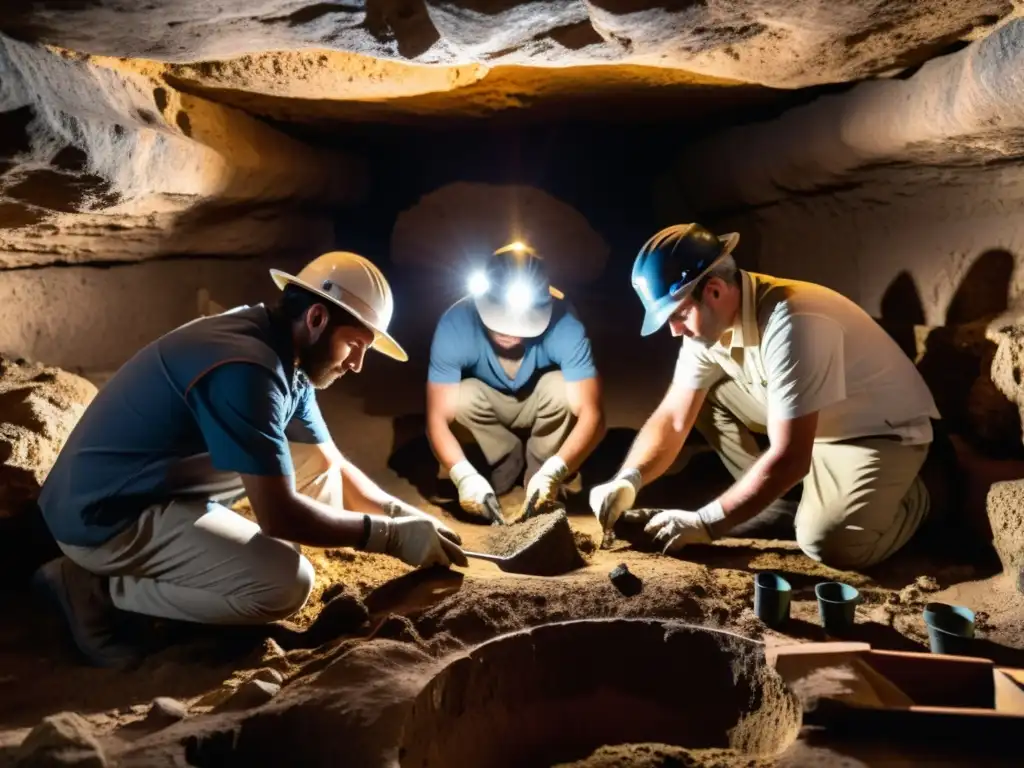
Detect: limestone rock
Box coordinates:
(0, 357, 96, 517)
(987, 478, 1024, 572)
(391, 182, 610, 285)
(0, 1, 1010, 90)
(142, 697, 187, 730)
(0, 34, 361, 268)
(674, 19, 1024, 212)
(15, 711, 107, 767)
(213, 679, 281, 713)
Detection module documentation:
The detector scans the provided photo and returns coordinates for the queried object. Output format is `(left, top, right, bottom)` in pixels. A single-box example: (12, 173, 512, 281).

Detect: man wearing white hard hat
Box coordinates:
(426, 242, 605, 521)
(34, 251, 465, 668)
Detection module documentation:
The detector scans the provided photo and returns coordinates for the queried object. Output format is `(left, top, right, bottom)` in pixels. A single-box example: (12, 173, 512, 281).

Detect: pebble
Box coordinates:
(213, 679, 281, 713)
(142, 697, 187, 729)
(609, 563, 643, 597)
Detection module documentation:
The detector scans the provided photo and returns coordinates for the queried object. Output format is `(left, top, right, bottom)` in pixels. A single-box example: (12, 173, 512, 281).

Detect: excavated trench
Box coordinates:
(399, 620, 801, 767)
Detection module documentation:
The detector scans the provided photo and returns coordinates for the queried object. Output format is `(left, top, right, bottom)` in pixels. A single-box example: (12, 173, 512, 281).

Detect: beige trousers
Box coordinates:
(694, 380, 930, 569)
(56, 444, 337, 625)
(454, 371, 575, 480)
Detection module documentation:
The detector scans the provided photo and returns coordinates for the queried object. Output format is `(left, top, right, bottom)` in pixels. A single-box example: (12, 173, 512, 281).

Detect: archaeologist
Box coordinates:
(34, 251, 466, 668)
(591, 223, 941, 570)
(426, 241, 605, 521)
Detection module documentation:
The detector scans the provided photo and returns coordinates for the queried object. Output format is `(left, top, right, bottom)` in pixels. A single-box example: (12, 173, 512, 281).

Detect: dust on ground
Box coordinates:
(553, 744, 776, 768)
(5, 487, 1024, 765)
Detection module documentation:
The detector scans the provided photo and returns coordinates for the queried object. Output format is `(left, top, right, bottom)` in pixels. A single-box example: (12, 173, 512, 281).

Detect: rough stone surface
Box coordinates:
(0, 33, 362, 268)
(0, 1, 1013, 89)
(987, 478, 1024, 572)
(212, 679, 281, 714)
(392, 182, 610, 285)
(142, 698, 187, 730)
(15, 712, 107, 767)
(989, 319, 1024, 445)
(675, 19, 1024, 212)
(0, 356, 96, 518)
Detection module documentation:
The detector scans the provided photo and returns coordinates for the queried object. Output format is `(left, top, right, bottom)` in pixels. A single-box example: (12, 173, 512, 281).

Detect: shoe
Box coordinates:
(33, 557, 142, 669)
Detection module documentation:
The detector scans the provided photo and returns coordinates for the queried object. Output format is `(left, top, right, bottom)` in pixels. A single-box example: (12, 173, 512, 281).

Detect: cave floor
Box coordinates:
(2, 295, 1024, 765)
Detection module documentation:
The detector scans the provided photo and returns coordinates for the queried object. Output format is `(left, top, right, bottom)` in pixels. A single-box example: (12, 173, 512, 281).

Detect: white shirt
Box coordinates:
(673, 271, 940, 445)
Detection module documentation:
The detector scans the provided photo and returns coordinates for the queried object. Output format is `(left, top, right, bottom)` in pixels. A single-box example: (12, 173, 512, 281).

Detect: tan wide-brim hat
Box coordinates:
(270, 251, 408, 362)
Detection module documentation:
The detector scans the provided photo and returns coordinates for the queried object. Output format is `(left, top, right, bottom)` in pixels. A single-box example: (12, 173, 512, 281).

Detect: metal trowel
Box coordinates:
(461, 510, 582, 576)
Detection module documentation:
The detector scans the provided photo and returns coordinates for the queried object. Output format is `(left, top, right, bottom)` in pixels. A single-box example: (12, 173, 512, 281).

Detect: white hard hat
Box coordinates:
(270, 251, 408, 362)
(470, 242, 564, 339)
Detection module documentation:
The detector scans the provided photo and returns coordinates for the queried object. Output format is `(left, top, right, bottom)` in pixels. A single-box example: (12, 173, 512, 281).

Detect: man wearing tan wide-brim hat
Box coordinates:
(34, 251, 465, 669)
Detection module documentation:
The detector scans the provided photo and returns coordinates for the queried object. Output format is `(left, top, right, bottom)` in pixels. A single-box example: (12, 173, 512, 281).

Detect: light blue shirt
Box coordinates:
(428, 297, 597, 394)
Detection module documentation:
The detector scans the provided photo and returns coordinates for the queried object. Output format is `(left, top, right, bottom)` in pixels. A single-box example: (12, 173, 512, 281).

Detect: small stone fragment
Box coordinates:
(251, 667, 285, 686)
(213, 679, 281, 713)
(915, 575, 940, 592)
(609, 563, 643, 597)
(15, 711, 107, 767)
(143, 697, 187, 729)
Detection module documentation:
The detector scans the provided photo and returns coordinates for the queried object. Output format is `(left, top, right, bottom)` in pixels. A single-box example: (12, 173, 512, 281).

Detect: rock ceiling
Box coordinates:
(0, 0, 1020, 267)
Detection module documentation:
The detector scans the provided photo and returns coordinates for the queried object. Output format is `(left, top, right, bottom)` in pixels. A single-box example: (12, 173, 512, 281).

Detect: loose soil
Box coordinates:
(4, 397, 1024, 766)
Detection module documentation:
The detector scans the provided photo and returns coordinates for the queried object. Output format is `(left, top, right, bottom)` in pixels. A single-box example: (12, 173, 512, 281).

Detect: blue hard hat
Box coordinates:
(631, 223, 739, 336)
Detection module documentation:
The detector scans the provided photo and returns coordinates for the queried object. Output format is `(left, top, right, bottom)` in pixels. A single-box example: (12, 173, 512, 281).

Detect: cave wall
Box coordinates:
(670, 18, 1024, 324)
(0, 30, 367, 369)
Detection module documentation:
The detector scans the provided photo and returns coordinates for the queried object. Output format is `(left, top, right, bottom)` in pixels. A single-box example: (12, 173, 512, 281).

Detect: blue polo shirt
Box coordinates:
(428, 297, 597, 394)
(38, 305, 331, 548)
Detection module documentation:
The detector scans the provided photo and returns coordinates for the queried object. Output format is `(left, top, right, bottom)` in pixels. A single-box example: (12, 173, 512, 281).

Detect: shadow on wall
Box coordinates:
(879, 249, 1024, 554)
(877, 249, 1019, 457)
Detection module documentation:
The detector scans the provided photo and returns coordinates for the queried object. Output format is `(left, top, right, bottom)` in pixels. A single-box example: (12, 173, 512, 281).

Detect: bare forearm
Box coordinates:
(337, 457, 394, 514)
(710, 450, 806, 536)
(624, 410, 689, 485)
(261, 494, 367, 548)
(556, 406, 605, 473)
(426, 416, 466, 474)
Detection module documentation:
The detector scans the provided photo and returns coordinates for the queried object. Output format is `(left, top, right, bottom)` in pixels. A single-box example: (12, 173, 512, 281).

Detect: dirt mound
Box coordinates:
(409, 559, 759, 647)
(553, 744, 777, 768)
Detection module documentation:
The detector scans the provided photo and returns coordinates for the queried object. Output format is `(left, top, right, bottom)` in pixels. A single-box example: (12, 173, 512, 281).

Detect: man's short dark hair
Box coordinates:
(272, 283, 367, 331)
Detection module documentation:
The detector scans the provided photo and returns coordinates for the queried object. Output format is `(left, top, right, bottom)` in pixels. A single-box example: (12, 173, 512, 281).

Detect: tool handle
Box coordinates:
(462, 550, 506, 564)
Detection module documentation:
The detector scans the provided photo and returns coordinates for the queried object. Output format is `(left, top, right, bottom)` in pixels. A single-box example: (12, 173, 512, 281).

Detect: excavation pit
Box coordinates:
(399, 618, 802, 767)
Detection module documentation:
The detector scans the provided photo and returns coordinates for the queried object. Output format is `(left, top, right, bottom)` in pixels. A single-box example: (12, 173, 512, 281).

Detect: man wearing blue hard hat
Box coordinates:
(591, 223, 942, 569)
(426, 242, 605, 522)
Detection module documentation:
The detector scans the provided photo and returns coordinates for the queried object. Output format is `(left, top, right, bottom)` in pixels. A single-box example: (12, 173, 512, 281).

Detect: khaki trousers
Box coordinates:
(56, 444, 337, 625)
(454, 371, 575, 486)
(694, 380, 930, 569)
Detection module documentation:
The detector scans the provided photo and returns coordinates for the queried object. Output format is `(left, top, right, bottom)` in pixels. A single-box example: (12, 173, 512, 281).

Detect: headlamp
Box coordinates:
(467, 270, 490, 297)
(505, 279, 534, 313)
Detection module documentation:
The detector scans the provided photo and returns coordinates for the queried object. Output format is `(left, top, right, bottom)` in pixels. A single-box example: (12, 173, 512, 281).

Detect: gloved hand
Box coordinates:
(449, 460, 497, 518)
(384, 500, 462, 545)
(589, 468, 643, 531)
(644, 500, 725, 554)
(525, 456, 569, 509)
(364, 516, 468, 568)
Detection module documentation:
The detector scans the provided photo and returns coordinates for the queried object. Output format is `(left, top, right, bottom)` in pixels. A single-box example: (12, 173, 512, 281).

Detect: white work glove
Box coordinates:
(589, 468, 643, 531)
(384, 500, 462, 545)
(449, 460, 497, 517)
(644, 500, 725, 554)
(525, 456, 569, 508)
(364, 516, 468, 568)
